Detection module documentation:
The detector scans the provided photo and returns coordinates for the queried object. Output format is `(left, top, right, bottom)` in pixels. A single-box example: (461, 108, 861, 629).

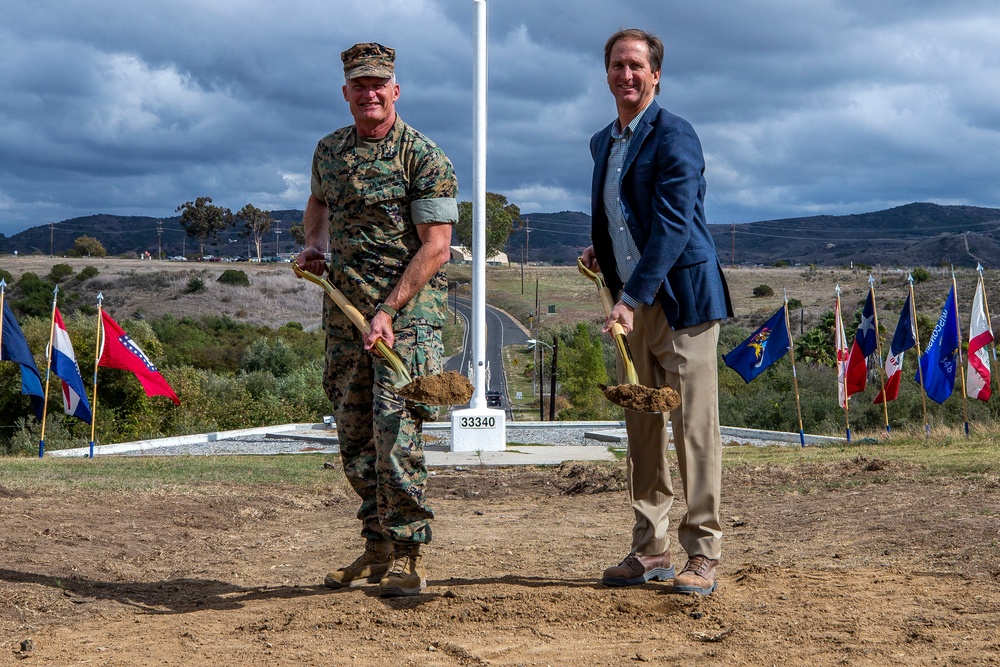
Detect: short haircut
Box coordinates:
(604, 29, 663, 94)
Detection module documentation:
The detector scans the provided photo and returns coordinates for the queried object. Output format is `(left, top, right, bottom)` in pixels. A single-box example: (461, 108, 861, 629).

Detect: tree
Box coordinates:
(288, 223, 305, 247)
(73, 235, 106, 258)
(556, 323, 618, 420)
(235, 203, 272, 262)
(796, 311, 836, 366)
(176, 197, 234, 256)
(455, 192, 520, 261)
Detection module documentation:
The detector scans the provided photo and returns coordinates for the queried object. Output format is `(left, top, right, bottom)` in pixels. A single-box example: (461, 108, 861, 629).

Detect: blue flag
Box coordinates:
(855, 290, 878, 357)
(1, 303, 45, 420)
(724, 305, 791, 383)
(916, 286, 959, 404)
(889, 293, 917, 356)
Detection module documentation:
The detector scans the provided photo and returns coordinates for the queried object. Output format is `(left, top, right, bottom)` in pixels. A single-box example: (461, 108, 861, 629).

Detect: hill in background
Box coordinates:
(709, 202, 1000, 268)
(3, 202, 1000, 267)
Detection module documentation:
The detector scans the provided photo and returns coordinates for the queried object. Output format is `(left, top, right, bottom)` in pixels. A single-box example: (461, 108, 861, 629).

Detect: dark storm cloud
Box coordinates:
(0, 0, 998, 236)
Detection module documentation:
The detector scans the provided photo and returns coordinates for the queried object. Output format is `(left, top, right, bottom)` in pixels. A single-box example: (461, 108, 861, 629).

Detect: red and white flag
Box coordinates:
(835, 294, 849, 409)
(966, 280, 993, 401)
(99, 311, 180, 405)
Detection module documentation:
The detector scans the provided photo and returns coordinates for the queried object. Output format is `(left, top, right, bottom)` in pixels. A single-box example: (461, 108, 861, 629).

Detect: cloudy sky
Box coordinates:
(2, 0, 999, 237)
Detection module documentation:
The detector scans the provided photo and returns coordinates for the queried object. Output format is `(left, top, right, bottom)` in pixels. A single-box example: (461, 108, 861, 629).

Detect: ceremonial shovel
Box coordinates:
(292, 264, 413, 388)
(577, 258, 680, 413)
(292, 265, 474, 407)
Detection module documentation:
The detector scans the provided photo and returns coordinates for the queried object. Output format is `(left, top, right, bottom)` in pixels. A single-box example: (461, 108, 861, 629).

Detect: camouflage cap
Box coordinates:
(342, 42, 395, 80)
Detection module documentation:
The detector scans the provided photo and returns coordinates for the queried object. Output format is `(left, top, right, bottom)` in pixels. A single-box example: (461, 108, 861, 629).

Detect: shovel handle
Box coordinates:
(293, 264, 371, 335)
(292, 264, 413, 387)
(578, 257, 639, 385)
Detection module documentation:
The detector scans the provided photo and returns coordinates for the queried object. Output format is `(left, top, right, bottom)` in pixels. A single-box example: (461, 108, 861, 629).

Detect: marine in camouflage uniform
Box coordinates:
(296, 43, 457, 596)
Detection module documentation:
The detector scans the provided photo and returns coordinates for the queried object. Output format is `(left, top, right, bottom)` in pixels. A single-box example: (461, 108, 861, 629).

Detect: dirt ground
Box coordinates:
(1, 459, 998, 667)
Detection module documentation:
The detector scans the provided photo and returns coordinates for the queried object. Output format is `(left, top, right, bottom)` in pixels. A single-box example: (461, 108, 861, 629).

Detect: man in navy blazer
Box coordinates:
(581, 28, 733, 596)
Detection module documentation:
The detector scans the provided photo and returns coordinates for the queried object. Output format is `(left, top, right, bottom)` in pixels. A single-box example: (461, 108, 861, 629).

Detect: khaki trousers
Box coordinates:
(620, 305, 723, 560)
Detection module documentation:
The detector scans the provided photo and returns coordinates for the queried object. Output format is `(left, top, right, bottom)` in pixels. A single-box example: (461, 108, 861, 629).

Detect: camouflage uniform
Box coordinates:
(312, 114, 458, 545)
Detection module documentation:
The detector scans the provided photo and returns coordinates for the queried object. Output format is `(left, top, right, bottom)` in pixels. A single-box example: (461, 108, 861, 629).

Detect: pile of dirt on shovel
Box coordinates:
(397, 371, 475, 405)
(599, 383, 681, 413)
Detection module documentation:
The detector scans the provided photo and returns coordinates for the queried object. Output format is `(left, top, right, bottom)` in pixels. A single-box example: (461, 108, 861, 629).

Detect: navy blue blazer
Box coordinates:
(591, 101, 733, 330)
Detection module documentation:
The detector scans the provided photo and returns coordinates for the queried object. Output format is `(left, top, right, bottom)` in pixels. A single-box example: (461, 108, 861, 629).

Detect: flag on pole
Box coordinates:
(966, 280, 993, 401)
(723, 305, 791, 383)
(51, 308, 92, 423)
(1, 303, 45, 419)
(98, 311, 180, 405)
(874, 293, 917, 404)
(916, 286, 959, 404)
(845, 290, 878, 397)
(835, 294, 849, 408)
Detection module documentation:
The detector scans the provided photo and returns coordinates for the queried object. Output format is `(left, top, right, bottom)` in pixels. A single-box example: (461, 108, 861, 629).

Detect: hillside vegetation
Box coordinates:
(2, 257, 998, 453)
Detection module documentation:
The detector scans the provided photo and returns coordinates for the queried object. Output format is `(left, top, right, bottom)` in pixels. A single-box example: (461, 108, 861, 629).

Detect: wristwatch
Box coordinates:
(375, 302, 397, 321)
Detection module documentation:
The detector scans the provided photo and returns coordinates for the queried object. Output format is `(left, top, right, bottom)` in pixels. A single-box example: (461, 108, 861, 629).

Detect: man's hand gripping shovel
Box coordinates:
(293, 264, 473, 406)
(293, 263, 413, 387)
(577, 258, 680, 413)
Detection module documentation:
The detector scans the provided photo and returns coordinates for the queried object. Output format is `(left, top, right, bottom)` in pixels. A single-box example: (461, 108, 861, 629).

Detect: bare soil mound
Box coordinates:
(0, 461, 997, 665)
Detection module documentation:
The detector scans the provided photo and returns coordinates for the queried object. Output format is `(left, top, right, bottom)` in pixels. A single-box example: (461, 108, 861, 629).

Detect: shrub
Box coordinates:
(911, 267, 930, 284)
(48, 263, 75, 283)
(752, 284, 774, 298)
(217, 269, 250, 287)
(78, 266, 100, 281)
(240, 338, 296, 377)
(9, 272, 56, 318)
(0, 268, 12, 285)
(185, 277, 207, 294)
(787, 298, 803, 310)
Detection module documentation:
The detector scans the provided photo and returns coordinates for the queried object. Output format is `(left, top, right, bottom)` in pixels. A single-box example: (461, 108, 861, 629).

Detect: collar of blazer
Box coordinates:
(593, 100, 661, 196)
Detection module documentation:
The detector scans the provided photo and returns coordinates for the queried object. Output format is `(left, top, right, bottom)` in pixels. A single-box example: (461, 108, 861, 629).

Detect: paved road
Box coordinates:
(445, 296, 529, 408)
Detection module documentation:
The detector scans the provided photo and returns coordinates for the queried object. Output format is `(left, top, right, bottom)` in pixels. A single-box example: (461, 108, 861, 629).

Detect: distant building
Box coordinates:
(449, 246, 509, 265)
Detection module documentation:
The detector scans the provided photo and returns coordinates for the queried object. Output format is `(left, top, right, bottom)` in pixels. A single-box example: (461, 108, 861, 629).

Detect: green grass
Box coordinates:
(722, 427, 1000, 476)
(0, 425, 994, 498)
(0, 454, 342, 493)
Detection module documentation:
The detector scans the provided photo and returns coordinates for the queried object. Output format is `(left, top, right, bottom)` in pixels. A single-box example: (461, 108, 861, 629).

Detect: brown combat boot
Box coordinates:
(378, 543, 427, 597)
(670, 555, 719, 596)
(323, 539, 393, 589)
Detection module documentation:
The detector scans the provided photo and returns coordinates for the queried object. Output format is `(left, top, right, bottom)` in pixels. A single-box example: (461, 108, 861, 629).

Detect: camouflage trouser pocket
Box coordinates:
(403, 325, 445, 422)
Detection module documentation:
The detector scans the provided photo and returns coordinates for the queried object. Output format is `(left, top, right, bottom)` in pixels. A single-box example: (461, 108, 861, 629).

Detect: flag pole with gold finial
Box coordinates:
(908, 274, 930, 438)
(783, 290, 806, 447)
(0, 279, 6, 359)
(39, 286, 59, 458)
(835, 285, 851, 442)
(869, 274, 891, 434)
(88, 293, 104, 459)
(952, 267, 970, 436)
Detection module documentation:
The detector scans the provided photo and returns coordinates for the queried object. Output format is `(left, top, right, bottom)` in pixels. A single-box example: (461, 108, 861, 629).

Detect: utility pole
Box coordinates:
(50, 222, 54, 257)
(157, 220, 163, 260)
(549, 336, 557, 421)
(524, 217, 531, 268)
(520, 246, 525, 294)
(731, 222, 736, 268)
(274, 223, 281, 257)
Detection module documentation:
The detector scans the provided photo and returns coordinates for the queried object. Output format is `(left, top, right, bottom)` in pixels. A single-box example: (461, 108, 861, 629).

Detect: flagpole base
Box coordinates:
(38, 440, 44, 458)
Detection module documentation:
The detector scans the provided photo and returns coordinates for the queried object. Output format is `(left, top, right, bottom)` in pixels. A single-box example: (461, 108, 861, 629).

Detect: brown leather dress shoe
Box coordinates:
(670, 555, 718, 596)
(601, 551, 674, 587)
